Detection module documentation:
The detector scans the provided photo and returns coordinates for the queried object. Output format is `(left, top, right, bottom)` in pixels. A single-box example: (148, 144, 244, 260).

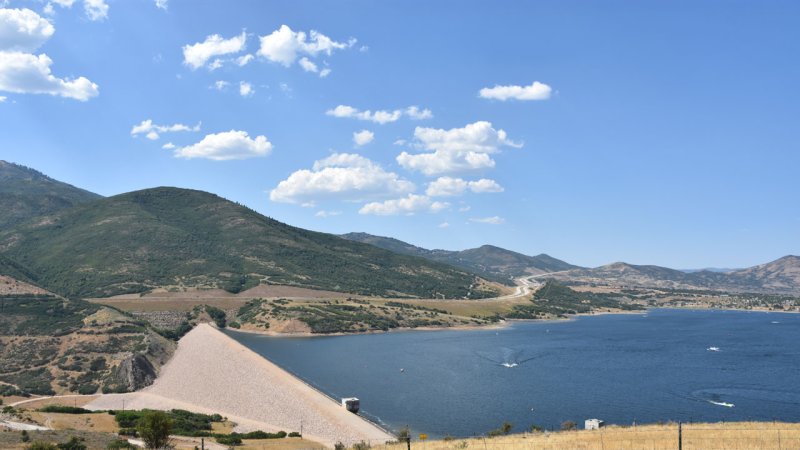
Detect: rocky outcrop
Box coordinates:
(115, 353, 158, 391)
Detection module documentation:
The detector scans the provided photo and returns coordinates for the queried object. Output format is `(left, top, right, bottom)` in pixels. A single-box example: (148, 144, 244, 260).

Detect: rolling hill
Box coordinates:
(553, 256, 800, 295)
(0, 160, 101, 229)
(341, 232, 579, 281)
(0, 187, 495, 299)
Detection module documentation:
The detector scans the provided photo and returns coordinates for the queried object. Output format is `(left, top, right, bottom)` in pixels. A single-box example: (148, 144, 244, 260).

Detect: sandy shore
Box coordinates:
(85, 324, 393, 447)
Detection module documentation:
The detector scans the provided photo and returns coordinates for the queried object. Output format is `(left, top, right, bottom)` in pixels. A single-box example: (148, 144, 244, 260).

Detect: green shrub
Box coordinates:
(136, 411, 173, 450)
(39, 405, 92, 414)
(561, 420, 577, 431)
(215, 435, 242, 446)
(57, 436, 87, 450)
(26, 442, 58, 450)
(106, 440, 137, 449)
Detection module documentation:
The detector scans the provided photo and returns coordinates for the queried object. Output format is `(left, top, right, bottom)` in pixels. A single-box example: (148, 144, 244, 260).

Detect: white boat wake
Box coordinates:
(708, 400, 735, 408)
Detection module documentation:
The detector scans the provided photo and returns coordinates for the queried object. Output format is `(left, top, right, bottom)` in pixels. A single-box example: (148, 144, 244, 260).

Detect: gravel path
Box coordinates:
(86, 324, 393, 447)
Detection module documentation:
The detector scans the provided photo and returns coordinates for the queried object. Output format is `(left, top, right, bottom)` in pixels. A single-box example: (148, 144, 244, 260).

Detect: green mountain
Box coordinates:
(0, 187, 494, 299)
(0, 160, 101, 229)
(341, 232, 579, 280)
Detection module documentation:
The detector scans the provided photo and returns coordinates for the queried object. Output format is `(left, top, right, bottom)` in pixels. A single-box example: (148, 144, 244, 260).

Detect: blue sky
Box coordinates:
(1, 0, 798, 269)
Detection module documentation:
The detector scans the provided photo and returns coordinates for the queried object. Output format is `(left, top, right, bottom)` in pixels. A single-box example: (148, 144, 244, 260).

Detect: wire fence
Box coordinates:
(371, 424, 800, 450)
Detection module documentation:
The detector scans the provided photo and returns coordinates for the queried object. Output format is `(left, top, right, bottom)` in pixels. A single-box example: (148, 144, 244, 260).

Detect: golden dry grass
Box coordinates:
(11, 396, 99, 409)
(383, 423, 800, 450)
(28, 411, 119, 433)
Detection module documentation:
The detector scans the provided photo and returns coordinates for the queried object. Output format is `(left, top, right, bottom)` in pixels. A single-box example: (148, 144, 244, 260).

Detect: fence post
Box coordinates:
(678, 422, 682, 450)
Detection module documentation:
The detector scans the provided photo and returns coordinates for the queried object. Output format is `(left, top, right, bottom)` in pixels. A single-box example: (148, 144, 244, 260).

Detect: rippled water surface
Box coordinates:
(225, 309, 800, 436)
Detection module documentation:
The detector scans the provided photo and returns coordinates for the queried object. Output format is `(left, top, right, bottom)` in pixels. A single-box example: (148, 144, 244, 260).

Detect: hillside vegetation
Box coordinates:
(0, 160, 101, 229)
(0, 187, 495, 299)
(341, 232, 579, 280)
(0, 294, 174, 396)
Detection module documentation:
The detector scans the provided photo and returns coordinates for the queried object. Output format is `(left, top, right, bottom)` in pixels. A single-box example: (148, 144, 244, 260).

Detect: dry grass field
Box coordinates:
(383, 423, 800, 450)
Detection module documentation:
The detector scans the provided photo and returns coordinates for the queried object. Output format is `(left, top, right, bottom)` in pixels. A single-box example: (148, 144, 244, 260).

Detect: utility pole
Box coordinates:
(678, 421, 682, 450)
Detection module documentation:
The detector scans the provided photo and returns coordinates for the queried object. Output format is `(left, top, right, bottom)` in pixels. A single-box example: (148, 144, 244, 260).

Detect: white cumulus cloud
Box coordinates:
(154, 0, 167, 10)
(426, 176, 504, 197)
(173, 130, 272, 161)
(359, 194, 449, 216)
(397, 121, 521, 176)
(470, 216, 505, 225)
(0, 8, 54, 52)
(130, 119, 200, 140)
(326, 104, 432, 124)
(239, 81, 253, 97)
(258, 24, 355, 68)
(479, 81, 552, 101)
(270, 153, 414, 205)
(0, 51, 98, 100)
(83, 0, 108, 21)
(183, 31, 247, 70)
(353, 129, 374, 147)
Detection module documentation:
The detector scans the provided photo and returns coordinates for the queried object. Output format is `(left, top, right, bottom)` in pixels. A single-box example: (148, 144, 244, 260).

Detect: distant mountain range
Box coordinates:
(0, 161, 493, 299)
(551, 257, 800, 295)
(1, 160, 798, 298)
(341, 232, 579, 282)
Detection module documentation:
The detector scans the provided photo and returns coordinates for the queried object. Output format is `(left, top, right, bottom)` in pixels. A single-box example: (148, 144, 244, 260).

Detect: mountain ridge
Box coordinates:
(340, 232, 580, 281)
(0, 186, 496, 299)
(0, 160, 102, 229)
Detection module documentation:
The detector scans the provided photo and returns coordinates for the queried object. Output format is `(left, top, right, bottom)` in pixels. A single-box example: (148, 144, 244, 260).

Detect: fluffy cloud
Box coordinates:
(0, 8, 55, 52)
(83, 0, 108, 21)
(425, 176, 504, 197)
(239, 81, 253, 97)
(183, 31, 247, 70)
(470, 216, 505, 225)
(479, 81, 552, 101)
(212, 80, 229, 90)
(236, 54, 253, 66)
(297, 56, 331, 78)
(326, 105, 433, 124)
(359, 194, 449, 216)
(0, 51, 98, 100)
(0, 8, 98, 101)
(397, 121, 520, 176)
(0, 95, 6, 102)
(315, 210, 341, 218)
(173, 130, 272, 161)
(40, 1, 108, 21)
(131, 119, 200, 140)
(161, 142, 175, 149)
(353, 129, 374, 147)
(405, 106, 433, 120)
(270, 153, 414, 205)
(258, 24, 355, 67)
(154, 0, 167, 10)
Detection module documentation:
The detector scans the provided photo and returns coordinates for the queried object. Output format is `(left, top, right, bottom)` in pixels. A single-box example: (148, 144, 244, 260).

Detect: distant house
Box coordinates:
(585, 419, 605, 430)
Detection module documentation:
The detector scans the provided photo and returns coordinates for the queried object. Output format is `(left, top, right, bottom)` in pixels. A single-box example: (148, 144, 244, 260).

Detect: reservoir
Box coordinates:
(225, 309, 800, 437)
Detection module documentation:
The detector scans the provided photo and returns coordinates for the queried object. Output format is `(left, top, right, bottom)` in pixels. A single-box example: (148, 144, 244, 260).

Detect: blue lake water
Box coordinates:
(225, 309, 800, 437)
